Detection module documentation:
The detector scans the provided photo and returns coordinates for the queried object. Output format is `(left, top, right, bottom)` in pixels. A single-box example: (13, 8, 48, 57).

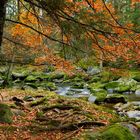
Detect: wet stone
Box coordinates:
(126, 111, 140, 120)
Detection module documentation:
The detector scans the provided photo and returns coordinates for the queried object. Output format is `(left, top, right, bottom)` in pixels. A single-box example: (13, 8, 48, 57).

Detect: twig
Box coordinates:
(60, 128, 82, 140)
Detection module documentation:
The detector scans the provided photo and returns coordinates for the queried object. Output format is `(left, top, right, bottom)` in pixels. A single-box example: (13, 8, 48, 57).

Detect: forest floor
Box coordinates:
(0, 88, 118, 140)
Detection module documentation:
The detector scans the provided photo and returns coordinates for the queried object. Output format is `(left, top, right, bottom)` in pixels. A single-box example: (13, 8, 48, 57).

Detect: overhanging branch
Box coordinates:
(6, 19, 70, 46)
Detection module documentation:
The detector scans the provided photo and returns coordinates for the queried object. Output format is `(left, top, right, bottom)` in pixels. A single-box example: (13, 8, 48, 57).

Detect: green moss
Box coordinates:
(88, 76, 101, 83)
(25, 72, 49, 81)
(25, 75, 39, 82)
(36, 111, 44, 118)
(84, 124, 135, 140)
(25, 83, 38, 89)
(39, 82, 57, 90)
(46, 82, 57, 90)
(104, 81, 119, 89)
(12, 69, 29, 78)
(117, 85, 130, 92)
(30, 92, 58, 107)
(71, 82, 85, 89)
(105, 78, 137, 93)
(133, 75, 140, 82)
(92, 90, 107, 103)
(48, 72, 65, 80)
(99, 124, 135, 140)
(39, 74, 50, 80)
(89, 82, 107, 103)
(0, 103, 13, 124)
(72, 77, 83, 82)
(30, 97, 48, 107)
(89, 82, 105, 89)
(100, 71, 111, 83)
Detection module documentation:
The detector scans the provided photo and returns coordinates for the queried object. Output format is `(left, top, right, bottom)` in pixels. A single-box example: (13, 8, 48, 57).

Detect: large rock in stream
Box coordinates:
(104, 78, 138, 93)
(104, 94, 127, 104)
(114, 101, 140, 122)
(91, 89, 107, 103)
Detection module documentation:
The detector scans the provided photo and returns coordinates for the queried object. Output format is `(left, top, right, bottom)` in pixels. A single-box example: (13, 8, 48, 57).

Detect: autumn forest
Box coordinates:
(0, 0, 140, 139)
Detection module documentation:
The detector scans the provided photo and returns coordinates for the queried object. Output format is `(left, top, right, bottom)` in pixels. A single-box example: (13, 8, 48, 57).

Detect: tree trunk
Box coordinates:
(0, 0, 7, 51)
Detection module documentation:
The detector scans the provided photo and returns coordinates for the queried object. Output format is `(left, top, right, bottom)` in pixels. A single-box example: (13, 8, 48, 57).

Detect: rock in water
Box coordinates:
(107, 88, 114, 93)
(88, 95, 97, 103)
(104, 94, 127, 104)
(0, 103, 13, 123)
(135, 90, 140, 96)
(126, 111, 140, 120)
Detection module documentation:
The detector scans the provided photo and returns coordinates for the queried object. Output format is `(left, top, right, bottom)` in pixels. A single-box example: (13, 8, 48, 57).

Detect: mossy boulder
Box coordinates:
(25, 71, 47, 81)
(39, 74, 50, 80)
(88, 82, 106, 103)
(131, 84, 140, 92)
(48, 72, 65, 80)
(91, 89, 107, 103)
(62, 74, 86, 83)
(104, 94, 127, 104)
(25, 75, 39, 82)
(117, 78, 137, 87)
(117, 78, 137, 92)
(71, 82, 85, 89)
(11, 67, 31, 81)
(104, 81, 120, 89)
(12, 71, 28, 79)
(84, 124, 135, 140)
(88, 76, 101, 83)
(0, 103, 13, 124)
(133, 75, 140, 82)
(105, 78, 137, 93)
(39, 82, 57, 90)
(117, 85, 130, 93)
(24, 82, 38, 89)
(72, 77, 83, 82)
(89, 82, 105, 90)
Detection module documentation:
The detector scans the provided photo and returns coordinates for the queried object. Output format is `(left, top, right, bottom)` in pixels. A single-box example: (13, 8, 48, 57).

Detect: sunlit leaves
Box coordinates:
(5, 0, 140, 71)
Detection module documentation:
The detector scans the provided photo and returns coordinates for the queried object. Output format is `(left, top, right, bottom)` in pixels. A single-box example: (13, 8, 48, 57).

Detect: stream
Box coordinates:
(55, 83, 140, 102)
(5, 67, 140, 139)
(54, 84, 140, 139)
